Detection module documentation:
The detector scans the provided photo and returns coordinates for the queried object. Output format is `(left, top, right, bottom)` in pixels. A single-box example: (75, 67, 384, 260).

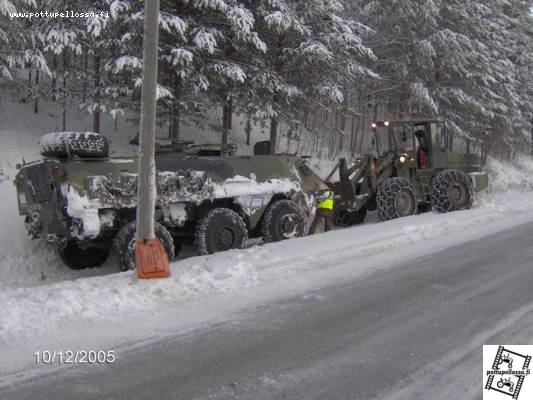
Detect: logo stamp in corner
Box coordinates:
(484, 345, 532, 399)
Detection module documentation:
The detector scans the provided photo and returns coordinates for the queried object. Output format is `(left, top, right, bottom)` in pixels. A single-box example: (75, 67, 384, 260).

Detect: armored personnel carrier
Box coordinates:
(14, 132, 324, 271)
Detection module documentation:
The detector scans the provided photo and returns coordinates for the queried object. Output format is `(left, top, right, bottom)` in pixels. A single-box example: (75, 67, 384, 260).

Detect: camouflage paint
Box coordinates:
(14, 154, 325, 241)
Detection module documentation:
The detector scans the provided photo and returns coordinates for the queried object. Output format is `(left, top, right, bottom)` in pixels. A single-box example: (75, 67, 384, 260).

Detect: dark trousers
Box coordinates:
(309, 208, 333, 234)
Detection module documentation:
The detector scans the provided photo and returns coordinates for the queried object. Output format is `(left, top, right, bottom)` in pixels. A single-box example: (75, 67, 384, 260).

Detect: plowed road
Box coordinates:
(3, 222, 533, 400)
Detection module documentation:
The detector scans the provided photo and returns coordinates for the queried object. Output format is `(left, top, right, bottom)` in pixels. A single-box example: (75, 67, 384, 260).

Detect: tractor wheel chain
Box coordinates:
(376, 177, 418, 221)
(431, 169, 474, 213)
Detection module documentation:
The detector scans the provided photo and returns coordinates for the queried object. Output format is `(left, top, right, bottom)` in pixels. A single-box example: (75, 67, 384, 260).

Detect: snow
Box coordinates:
(66, 187, 101, 239)
(167, 203, 187, 225)
(159, 14, 187, 36)
(39, 131, 100, 153)
(226, 5, 254, 34)
(2, 178, 533, 378)
(213, 175, 301, 198)
(170, 48, 194, 67)
(0, 153, 533, 375)
(113, 55, 142, 74)
(2, 97, 533, 383)
(193, 29, 218, 54)
(485, 156, 533, 192)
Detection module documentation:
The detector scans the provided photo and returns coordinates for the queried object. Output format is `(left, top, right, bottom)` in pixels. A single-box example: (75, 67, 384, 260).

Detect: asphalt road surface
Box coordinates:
(3, 222, 533, 400)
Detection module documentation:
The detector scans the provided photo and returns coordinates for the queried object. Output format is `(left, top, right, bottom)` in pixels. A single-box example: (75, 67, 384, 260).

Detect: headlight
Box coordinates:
(399, 155, 407, 163)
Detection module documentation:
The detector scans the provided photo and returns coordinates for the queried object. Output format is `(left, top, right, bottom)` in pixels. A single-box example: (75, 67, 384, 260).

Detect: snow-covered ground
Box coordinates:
(1, 97, 533, 384)
(1, 156, 533, 380)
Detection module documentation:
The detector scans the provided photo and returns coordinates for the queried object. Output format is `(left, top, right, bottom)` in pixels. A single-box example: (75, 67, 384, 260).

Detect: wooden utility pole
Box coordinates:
(135, 0, 170, 278)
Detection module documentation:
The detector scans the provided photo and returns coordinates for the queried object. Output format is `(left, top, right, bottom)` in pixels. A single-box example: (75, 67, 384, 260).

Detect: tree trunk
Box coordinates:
(349, 114, 356, 156)
(221, 99, 232, 146)
(34, 70, 39, 114)
(93, 52, 101, 133)
(336, 113, 344, 154)
(83, 48, 88, 103)
(269, 117, 278, 154)
(447, 131, 454, 151)
(62, 51, 68, 131)
(530, 117, 533, 156)
(52, 56, 57, 100)
(170, 109, 180, 143)
(295, 128, 302, 154)
(169, 74, 180, 144)
(245, 115, 251, 146)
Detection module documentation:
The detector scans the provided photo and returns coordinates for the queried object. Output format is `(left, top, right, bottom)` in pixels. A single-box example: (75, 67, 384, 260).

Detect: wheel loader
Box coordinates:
(326, 118, 489, 226)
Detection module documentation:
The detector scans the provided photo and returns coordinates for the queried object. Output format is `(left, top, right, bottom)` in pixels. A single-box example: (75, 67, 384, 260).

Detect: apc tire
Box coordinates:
(113, 222, 175, 271)
(57, 240, 109, 270)
(333, 208, 367, 227)
(262, 200, 307, 242)
(194, 208, 248, 255)
(377, 177, 418, 221)
(431, 169, 473, 213)
(40, 132, 109, 158)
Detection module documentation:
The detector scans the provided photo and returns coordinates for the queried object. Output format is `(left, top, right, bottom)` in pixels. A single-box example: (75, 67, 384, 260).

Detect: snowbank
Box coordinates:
(0, 181, 118, 290)
(485, 156, 533, 192)
(2, 175, 533, 344)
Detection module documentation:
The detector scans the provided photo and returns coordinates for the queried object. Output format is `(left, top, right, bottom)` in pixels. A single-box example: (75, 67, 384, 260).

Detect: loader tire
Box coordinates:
(40, 132, 109, 159)
(113, 222, 175, 271)
(431, 169, 473, 213)
(377, 177, 418, 221)
(333, 208, 367, 227)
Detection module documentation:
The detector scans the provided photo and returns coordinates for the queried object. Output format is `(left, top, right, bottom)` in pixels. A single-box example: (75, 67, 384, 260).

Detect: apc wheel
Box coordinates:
(57, 241, 109, 270)
(431, 169, 473, 213)
(40, 132, 109, 158)
(194, 208, 248, 255)
(377, 177, 418, 221)
(113, 222, 175, 271)
(262, 199, 307, 242)
(333, 208, 367, 227)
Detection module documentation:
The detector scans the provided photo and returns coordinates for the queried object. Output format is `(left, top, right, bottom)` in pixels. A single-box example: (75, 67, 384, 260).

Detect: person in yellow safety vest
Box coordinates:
(309, 187, 334, 234)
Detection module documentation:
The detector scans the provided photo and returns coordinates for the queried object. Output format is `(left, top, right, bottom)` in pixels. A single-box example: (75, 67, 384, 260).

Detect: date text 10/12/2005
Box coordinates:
(34, 350, 115, 365)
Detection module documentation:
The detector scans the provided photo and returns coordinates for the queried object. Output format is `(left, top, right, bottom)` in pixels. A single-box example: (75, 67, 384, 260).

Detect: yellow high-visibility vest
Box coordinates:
(317, 189, 334, 210)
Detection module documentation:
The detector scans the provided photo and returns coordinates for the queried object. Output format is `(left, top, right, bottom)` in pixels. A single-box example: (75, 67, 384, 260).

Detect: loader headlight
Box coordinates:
(399, 155, 407, 163)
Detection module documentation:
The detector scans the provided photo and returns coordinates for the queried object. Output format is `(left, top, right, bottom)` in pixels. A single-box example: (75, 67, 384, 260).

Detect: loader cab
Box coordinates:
(372, 119, 447, 169)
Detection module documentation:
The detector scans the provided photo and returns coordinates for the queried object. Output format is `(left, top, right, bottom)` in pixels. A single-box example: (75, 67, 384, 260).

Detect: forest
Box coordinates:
(1, 0, 532, 160)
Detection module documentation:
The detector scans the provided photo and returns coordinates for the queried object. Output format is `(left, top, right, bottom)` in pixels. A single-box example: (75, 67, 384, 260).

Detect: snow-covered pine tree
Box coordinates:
(0, 0, 50, 92)
(30, 0, 90, 129)
(431, 0, 531, 157)
(180, 0, 267, 146)
(109, 0, 258, 144)
(247, 0, 376, 154)
(357, 0, 440, 120)
(357, 0, 532, 158)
